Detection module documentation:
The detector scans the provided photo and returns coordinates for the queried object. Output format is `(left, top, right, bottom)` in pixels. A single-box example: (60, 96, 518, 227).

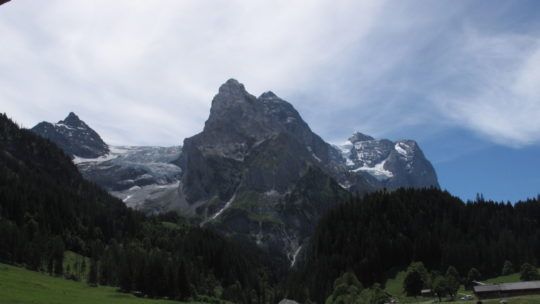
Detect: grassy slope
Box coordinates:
(486, 272, 521, 284)
(0, 263, 191, 304)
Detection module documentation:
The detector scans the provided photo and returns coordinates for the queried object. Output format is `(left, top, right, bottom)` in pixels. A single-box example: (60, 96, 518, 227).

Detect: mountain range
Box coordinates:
(31, 79, 439, 261)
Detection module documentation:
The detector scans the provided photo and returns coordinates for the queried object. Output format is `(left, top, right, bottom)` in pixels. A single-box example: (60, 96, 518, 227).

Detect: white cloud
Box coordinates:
(0, 0, 538, 148)
(0, 0, 387, 145)
(434, 30, 540, 147)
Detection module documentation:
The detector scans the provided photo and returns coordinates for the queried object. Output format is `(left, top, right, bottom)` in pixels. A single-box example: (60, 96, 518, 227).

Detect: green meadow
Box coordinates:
(0, 263, 195, 304)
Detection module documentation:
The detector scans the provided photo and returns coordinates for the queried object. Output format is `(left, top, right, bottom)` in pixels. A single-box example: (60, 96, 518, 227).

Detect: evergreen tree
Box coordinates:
(325, 272, 364, 304)
(403, 270, 423, 297)
(177, 261, 192, 300)
(466, 268, 481, 290)
(520, 263, 539, 281)
(52, 237, 64, 276)
(431, 275, 448, 303)
(88, 258, 98, 287)
(445, 266, 460, 298)
(502, 260, 515, 276)
(369, 284, 389, 304)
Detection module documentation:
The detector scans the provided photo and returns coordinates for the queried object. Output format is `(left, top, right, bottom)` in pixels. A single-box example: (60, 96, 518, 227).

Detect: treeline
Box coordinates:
(0, 113, 285, 303)
(86, 217, 287, 303)
(286, 188, 540, 303)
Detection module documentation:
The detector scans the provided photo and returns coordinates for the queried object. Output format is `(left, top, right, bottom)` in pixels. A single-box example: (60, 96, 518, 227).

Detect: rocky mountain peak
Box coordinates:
(207, 79, 259, 129)
(218, 78, 246, 95)
(259, 91, 278, 100)
(31, 113, 109, 159)
(348, 132, 375, 143)
(338, 132, 439, 189)
(63, 111, 81, 124)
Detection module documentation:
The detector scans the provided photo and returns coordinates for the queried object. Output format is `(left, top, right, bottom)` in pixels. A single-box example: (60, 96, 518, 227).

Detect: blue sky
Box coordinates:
(0, 0, 538, 202)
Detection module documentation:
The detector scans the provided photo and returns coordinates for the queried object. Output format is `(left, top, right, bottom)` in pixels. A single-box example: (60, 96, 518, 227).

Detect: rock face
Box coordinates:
(337, 132, 439, 189)
(177, 79, 351, 262)
(32, 112, 109, 158)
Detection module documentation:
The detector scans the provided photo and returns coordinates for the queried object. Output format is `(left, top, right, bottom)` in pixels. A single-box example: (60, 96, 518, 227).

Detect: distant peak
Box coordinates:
(259, 91, 278, 99)
(61, 112, 83, 126)
(218, 78, 246, 94)
(225, 78, 240, 85)
(67, 112, 79, 119)
(349, 132, 374, 143)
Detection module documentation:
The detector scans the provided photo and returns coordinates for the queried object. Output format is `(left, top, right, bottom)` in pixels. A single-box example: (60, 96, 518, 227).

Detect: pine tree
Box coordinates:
(88, 258, 98, 287)
(431, 275, 448, 303)
(520, 263, 539, 281)
(403, 270, 423, 297)
(177, 261, 192, 300)
(466, 268, 481, 290)
(502, 260, 515, 276)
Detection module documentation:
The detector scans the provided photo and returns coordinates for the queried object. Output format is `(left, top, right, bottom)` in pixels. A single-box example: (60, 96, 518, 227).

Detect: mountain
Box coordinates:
(176, 79, 440, 261)
(32, 112, 109, 158)
(28, 80, 439, 262)
(31, 113, 182, 213)
(177, 79, 351, 261)
(337, 131, 439, 189)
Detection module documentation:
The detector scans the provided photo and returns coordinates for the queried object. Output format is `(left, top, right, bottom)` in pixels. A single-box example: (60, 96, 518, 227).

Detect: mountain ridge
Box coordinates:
(29, 79, 439, 261)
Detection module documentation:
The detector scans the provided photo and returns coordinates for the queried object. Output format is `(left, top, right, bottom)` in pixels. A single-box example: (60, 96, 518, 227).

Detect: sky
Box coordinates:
(0, 0, 539, 203)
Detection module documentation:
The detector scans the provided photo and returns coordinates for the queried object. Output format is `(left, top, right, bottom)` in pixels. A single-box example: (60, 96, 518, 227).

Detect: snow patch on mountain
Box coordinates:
(353, 159, 393, 180)
(335, 132, 439, 189)
(73, 153, 118, 164)
(395, 142, 408, 156)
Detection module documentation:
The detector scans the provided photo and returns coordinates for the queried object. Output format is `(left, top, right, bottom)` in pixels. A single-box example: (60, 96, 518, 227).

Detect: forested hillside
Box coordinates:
(4, 111, 540, 304)
(287, 188, 540, 303)
(0, 113, 285, 303)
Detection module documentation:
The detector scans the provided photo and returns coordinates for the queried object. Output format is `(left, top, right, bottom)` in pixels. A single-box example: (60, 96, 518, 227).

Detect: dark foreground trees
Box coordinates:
(289, 188, 540, 303)
(0, 114, 285, 304)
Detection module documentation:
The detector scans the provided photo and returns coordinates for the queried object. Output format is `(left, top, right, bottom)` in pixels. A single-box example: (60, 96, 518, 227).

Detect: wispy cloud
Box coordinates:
(0, 0, 538, 147)
(434, 30, 540, 147)
(0, 0, 387, 145)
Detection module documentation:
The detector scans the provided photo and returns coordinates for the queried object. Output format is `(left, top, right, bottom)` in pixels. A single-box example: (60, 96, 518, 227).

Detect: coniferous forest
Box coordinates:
(0, 113, 286, 303)
(2, 112, 540, 304)
(287, 188, 540, 303)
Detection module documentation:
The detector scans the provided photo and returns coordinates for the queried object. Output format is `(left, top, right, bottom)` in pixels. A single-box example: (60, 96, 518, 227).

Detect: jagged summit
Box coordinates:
(58, 112, 92, 131)
(31, 112, 109, 159)
(348, 132, 375, 143)
(216, 78, 248, 96)
(259, 91, 278, 99)
(63, 111, 81, 123)
(338, 131, 439, 189)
